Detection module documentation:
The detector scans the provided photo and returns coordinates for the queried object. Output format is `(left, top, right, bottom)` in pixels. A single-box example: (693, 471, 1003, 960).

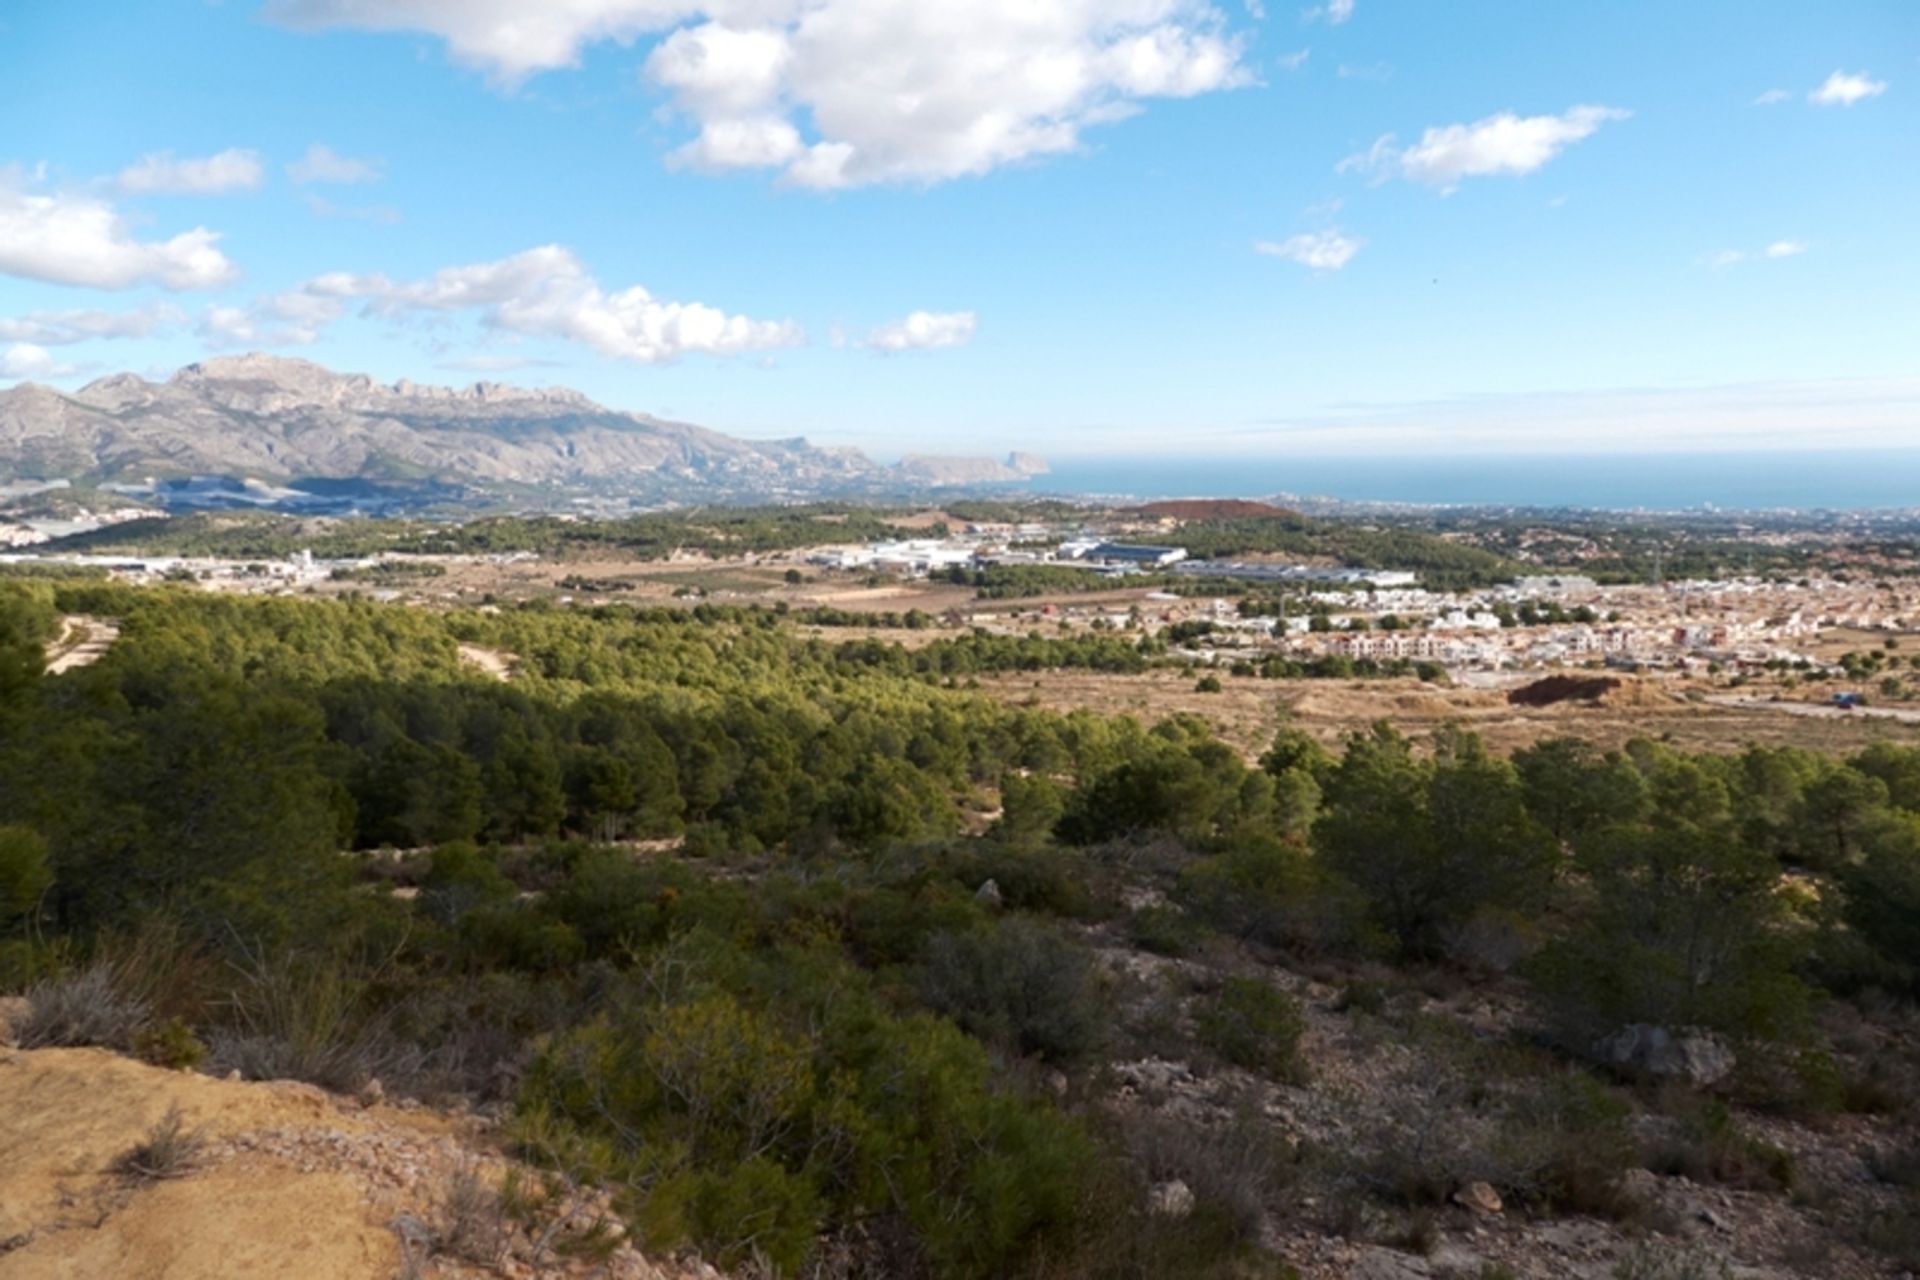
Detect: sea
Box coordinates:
(1032, 450, 1920, 512)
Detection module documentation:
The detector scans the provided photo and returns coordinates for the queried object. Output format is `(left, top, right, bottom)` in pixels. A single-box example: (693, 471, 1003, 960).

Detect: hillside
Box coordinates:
(0, 356, 1044, 508)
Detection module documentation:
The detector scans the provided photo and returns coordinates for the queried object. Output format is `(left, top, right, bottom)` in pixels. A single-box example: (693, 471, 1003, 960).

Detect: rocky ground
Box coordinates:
(1083, 916, 1920, 1280)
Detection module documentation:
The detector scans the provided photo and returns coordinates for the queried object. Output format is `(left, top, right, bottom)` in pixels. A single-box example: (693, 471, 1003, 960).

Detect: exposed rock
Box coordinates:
(975, 878, 1003, 906)
(1597, 1024, 1735, 1086)
(1451, 1180, 1503, 1216)
(1350, 1246, 1434, 1278)
(1147, 1179, 1195, 1218)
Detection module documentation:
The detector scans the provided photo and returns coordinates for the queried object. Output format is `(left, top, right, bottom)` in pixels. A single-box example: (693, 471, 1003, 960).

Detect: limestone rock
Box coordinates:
(1597, 1024, 1734, 1086)
(1147, 1180, 1195, 1218)
(1452, 1180, 1503, 1215)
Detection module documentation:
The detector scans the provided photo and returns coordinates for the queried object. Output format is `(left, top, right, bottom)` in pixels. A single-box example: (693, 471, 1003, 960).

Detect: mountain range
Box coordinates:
(0, 355, 1047, 510)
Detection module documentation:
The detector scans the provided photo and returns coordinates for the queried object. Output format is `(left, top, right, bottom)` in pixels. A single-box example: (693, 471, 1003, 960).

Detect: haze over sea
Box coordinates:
(1036, 450, 1920, 512)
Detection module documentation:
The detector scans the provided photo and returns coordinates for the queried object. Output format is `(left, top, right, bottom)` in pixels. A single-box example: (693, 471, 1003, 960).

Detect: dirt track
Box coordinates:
(43, 616, 119, 675)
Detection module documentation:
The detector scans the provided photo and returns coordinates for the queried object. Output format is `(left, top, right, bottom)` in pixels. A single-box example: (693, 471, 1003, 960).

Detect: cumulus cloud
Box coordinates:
(117, 148, 265, 194)
(0, 178, 238, 290)
(0, 343, 73, 379)
(1276, 47, 1309, 70)
(266, 0, 687, 82)
(271, 0, 1252, 187)
(1809, 70, 1886, 107)
(314, 245, 802, 362)
(1255, 229, 1361, 270)
(1764, 239, 1808, 258)
(1752, 88, 1791, 106)
(863, 310, 977, 352)
(199, 287, 349, 348)
(1812, 70, 1889, 106)
(287, 143, 384, 185)
(1341, 104, 1627, 191)
(0, 303, 188, 345)
(1303, 0, 1352, 24)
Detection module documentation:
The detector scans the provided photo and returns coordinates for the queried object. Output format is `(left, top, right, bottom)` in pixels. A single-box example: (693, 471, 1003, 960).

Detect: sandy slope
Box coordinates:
(0, 1046, 406, 1277)
(0, 1025, 716, 1280)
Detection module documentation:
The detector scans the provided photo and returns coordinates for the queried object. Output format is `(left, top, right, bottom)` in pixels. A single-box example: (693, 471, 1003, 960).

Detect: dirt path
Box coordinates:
(456, 644, 515, 682)
(44, 615, 119, 675)
(1704, 694, 1920, 725)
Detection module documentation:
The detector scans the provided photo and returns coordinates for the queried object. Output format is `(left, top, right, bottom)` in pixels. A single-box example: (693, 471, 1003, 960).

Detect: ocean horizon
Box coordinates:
(1030, 450, 1920, 512)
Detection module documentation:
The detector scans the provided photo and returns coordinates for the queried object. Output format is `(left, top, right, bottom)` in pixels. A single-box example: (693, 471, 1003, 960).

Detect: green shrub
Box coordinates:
(1643, 1098, 1794, 1192)
(1127, 904, 1205, 957)
(1492, 1072, 1637, 1217)
(134, 1015, 209, 1071)
(917, 918, 1108, 1063)
(639, 1156, 823, 1274)
(1194, 977, 1305, 1080)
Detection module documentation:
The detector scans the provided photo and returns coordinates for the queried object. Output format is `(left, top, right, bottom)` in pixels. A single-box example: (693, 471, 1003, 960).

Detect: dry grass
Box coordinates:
(110, 1106, 205, 1182)
(969, 670, 1920, 759)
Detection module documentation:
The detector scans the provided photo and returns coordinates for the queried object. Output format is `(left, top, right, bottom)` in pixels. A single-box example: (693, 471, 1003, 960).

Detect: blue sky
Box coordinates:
(1, 0, 1914, 460)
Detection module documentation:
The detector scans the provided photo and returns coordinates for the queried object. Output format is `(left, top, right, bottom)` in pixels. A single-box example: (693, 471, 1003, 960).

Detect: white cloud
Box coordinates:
(1752, 88, 1791, 106)
(1341, 104, 1628, 191)
(1705, 239, 1809, 269)
(302, 193, 402, 223)
(1276, 47, 1309, 70)
(1809, 70, 1886, 107)
(0, 343, 73, 379)
(117, 148, 265, 194)
(1255, 228, 1362, 270)
(287, 143, 383, 185)
(266, 0, 690, 82)
(316, 244, 802, 362)
(199, 287, 348, 348)
(1303, 0, 1352, 24)
(0, 177, 238, 290)
(0, 303, 187, 345)
(272, 0, 1253, 187)
(864, 310, 977, 352)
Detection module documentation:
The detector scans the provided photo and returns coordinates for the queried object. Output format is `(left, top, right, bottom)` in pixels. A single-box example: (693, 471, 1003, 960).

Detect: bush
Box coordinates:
(1194, 977, 1304, 1080)
(133, 1015, 209, 1070)
(918, 918, 1108, 1063)
(15, 964, 150, 1049)
(1643, 1098, 1794, 1192)
(1119, 1107, 1295, 1243)
(206, 952, 397, 1092)
(434, 1166, 509, 1266)
(1611, 1245, 1732, 1280)
(1492, 1072, 1637, 1217)
(1127, 904, 1205, 958)
(639, 1155, 823, 1274)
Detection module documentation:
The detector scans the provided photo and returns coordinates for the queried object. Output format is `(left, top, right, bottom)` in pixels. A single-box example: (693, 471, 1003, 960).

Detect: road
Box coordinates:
(43, 616, 120, 675)
(1704, 694, 1920, 726)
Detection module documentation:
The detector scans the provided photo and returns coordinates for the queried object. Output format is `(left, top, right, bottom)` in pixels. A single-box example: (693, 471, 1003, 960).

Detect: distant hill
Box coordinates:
(1133, 499, 1303, 521)
(0, 354, 1044, 510)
